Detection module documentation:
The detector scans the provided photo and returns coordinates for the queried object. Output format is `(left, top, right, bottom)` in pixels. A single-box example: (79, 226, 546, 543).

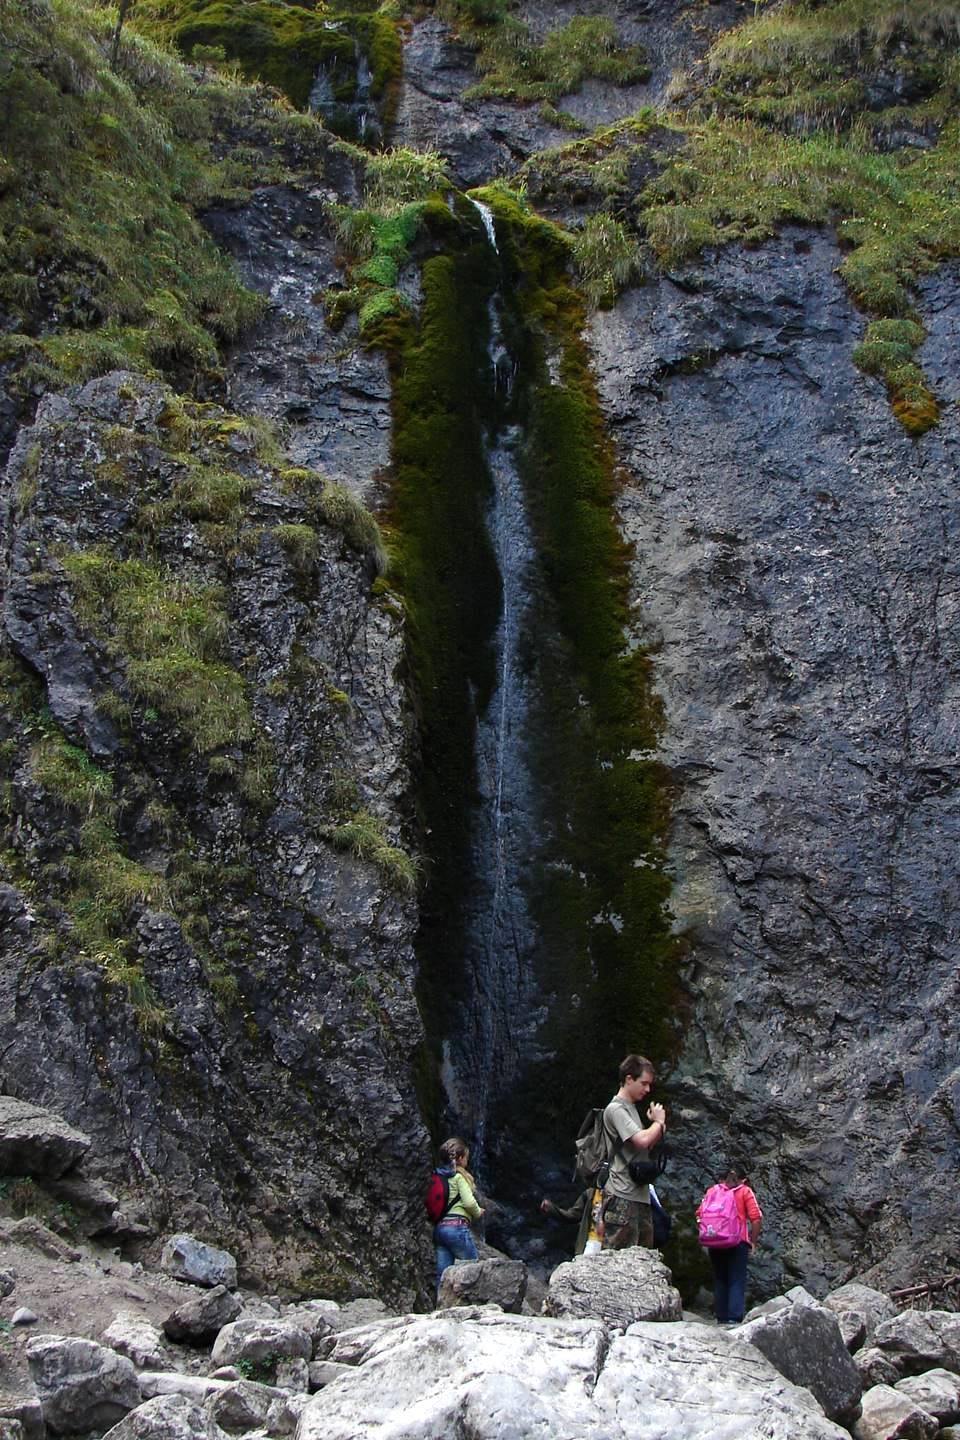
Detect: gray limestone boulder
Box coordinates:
(542, 1247, 682, 1328)
(0, 1098, 90, 1179)
(210, 1318, 311, 1369)
(101, 1314, 171, 1372)
(598, 1320, 852, 1440)
(739, 1288, 862, 1425)
(824, 1284, 898, 1351)
(204, 1381, 280, 1433)
(264, 1394, 310, 1436)
(300, 1309, 851, 1440)
(159, 1237, 237, 1292)
(323, 1300, 390, 1333)
(0, 1396, 44, 1440)
(138, 1378, 230, 1405)
(273, 1360, 309, 1394)
(101, 1395, 217, 1440)
(873, 1310, 960, 1376)
(895, 1368, 960, 1425)
(26, 1334, 141, 1434)
(437, 1258, 527, 1313)
(273, 1305, 333, 1354)
(162, 1287, 242, 1346)
(44, 1174, 120, 1237)
(852, 1384, 939, 1440)
(857, 1348, 903, 1389)
(840, 1312, 870, 1352)
(307, 1361, 353, 1389)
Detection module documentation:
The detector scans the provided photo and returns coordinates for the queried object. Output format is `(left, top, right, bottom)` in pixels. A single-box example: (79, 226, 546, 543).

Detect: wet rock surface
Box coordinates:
(589, 231, 960, 1294)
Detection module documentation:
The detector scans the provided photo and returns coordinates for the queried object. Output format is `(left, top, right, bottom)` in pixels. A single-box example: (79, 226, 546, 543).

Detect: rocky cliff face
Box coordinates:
(0, 372, 429, 1304)
(2, 0, 959, 1309)
(589, 237, 960, 1293)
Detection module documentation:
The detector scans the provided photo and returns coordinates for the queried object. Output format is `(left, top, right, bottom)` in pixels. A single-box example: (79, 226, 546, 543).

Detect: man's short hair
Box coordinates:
(619, 1053, 655, 1085)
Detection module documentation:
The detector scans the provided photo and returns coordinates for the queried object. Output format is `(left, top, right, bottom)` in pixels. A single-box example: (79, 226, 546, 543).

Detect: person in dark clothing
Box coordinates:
(540, 1185, 604, 1256)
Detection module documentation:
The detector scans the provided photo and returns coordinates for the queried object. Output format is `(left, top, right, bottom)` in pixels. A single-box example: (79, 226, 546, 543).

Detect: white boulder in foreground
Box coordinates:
(296, 1308, 850, 1440)
(101, 1395, 220, 1440)
(542, 1246, 682, 1328)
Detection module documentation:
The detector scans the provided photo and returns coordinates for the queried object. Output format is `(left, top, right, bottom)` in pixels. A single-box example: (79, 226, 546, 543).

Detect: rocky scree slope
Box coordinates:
(5, 1212, 960, 1440)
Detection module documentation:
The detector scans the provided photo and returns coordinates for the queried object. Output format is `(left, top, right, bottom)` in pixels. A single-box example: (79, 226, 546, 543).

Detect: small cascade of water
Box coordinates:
(355, 48, 371, 140)
(308, 63, 335, 112)
(308, 32, 378, 145)
(468, 198, 499, 253)
(441, 227, 543, 1165)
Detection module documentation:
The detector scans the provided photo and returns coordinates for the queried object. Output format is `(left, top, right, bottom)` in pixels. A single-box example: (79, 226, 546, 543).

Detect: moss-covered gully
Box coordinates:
(382, 191, 681, 1208)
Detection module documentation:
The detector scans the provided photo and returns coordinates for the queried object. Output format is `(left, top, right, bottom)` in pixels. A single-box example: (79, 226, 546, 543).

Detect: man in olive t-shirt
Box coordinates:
(601, 1053, 667, 1249)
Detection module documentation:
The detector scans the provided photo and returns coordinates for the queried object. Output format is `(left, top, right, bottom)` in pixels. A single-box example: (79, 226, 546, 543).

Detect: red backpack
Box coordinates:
(424, 1170, 455, 1224)
(696, 1183, 743, 1248)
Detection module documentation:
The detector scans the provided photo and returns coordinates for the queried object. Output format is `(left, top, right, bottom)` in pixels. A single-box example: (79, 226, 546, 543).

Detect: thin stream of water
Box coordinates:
(444, 206, 543, 1162)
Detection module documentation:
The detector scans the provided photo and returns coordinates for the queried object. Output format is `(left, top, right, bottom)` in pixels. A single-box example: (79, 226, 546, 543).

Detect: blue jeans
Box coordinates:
(434, 1219, 478, 1294)
(708, 1242, 751, 1322)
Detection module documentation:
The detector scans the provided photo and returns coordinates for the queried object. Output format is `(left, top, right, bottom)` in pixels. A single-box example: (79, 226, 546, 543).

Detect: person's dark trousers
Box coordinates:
(708, 1242, 750, 1322)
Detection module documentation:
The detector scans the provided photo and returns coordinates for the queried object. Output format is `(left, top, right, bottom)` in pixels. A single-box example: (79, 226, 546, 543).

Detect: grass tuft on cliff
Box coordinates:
(436, 3, 649, 104)
(29, 725, 169, 1034)
(61, 550, 254, 753)
(327, 810, 419, 894)
(324, 144, 449, 342)
(516, 3, 960, 433)
(0, 0, 335, 398)
(702, 0, 960, 133)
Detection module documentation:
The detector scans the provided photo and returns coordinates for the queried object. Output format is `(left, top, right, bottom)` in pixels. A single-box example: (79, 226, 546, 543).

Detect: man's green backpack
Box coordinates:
(573, 1104, 669, 1188)
(573, 1108, 613, 1188)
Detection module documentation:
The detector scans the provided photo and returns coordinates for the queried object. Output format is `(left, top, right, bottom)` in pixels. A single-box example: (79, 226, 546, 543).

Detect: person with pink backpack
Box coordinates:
(696, 1161, 763, 1325)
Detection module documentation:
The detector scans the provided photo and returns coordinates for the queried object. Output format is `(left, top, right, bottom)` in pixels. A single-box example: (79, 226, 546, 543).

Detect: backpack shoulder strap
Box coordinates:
(442, 1170, 461, 1218)
(602, 1098, 636, 1156)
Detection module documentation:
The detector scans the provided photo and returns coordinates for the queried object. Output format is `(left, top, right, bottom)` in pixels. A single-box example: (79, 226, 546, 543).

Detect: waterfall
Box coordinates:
(308, 31, 378, 144)
(308, 64, 334, 113)
(442, 218, 544, 1160)
(468, 197, 499, 253)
